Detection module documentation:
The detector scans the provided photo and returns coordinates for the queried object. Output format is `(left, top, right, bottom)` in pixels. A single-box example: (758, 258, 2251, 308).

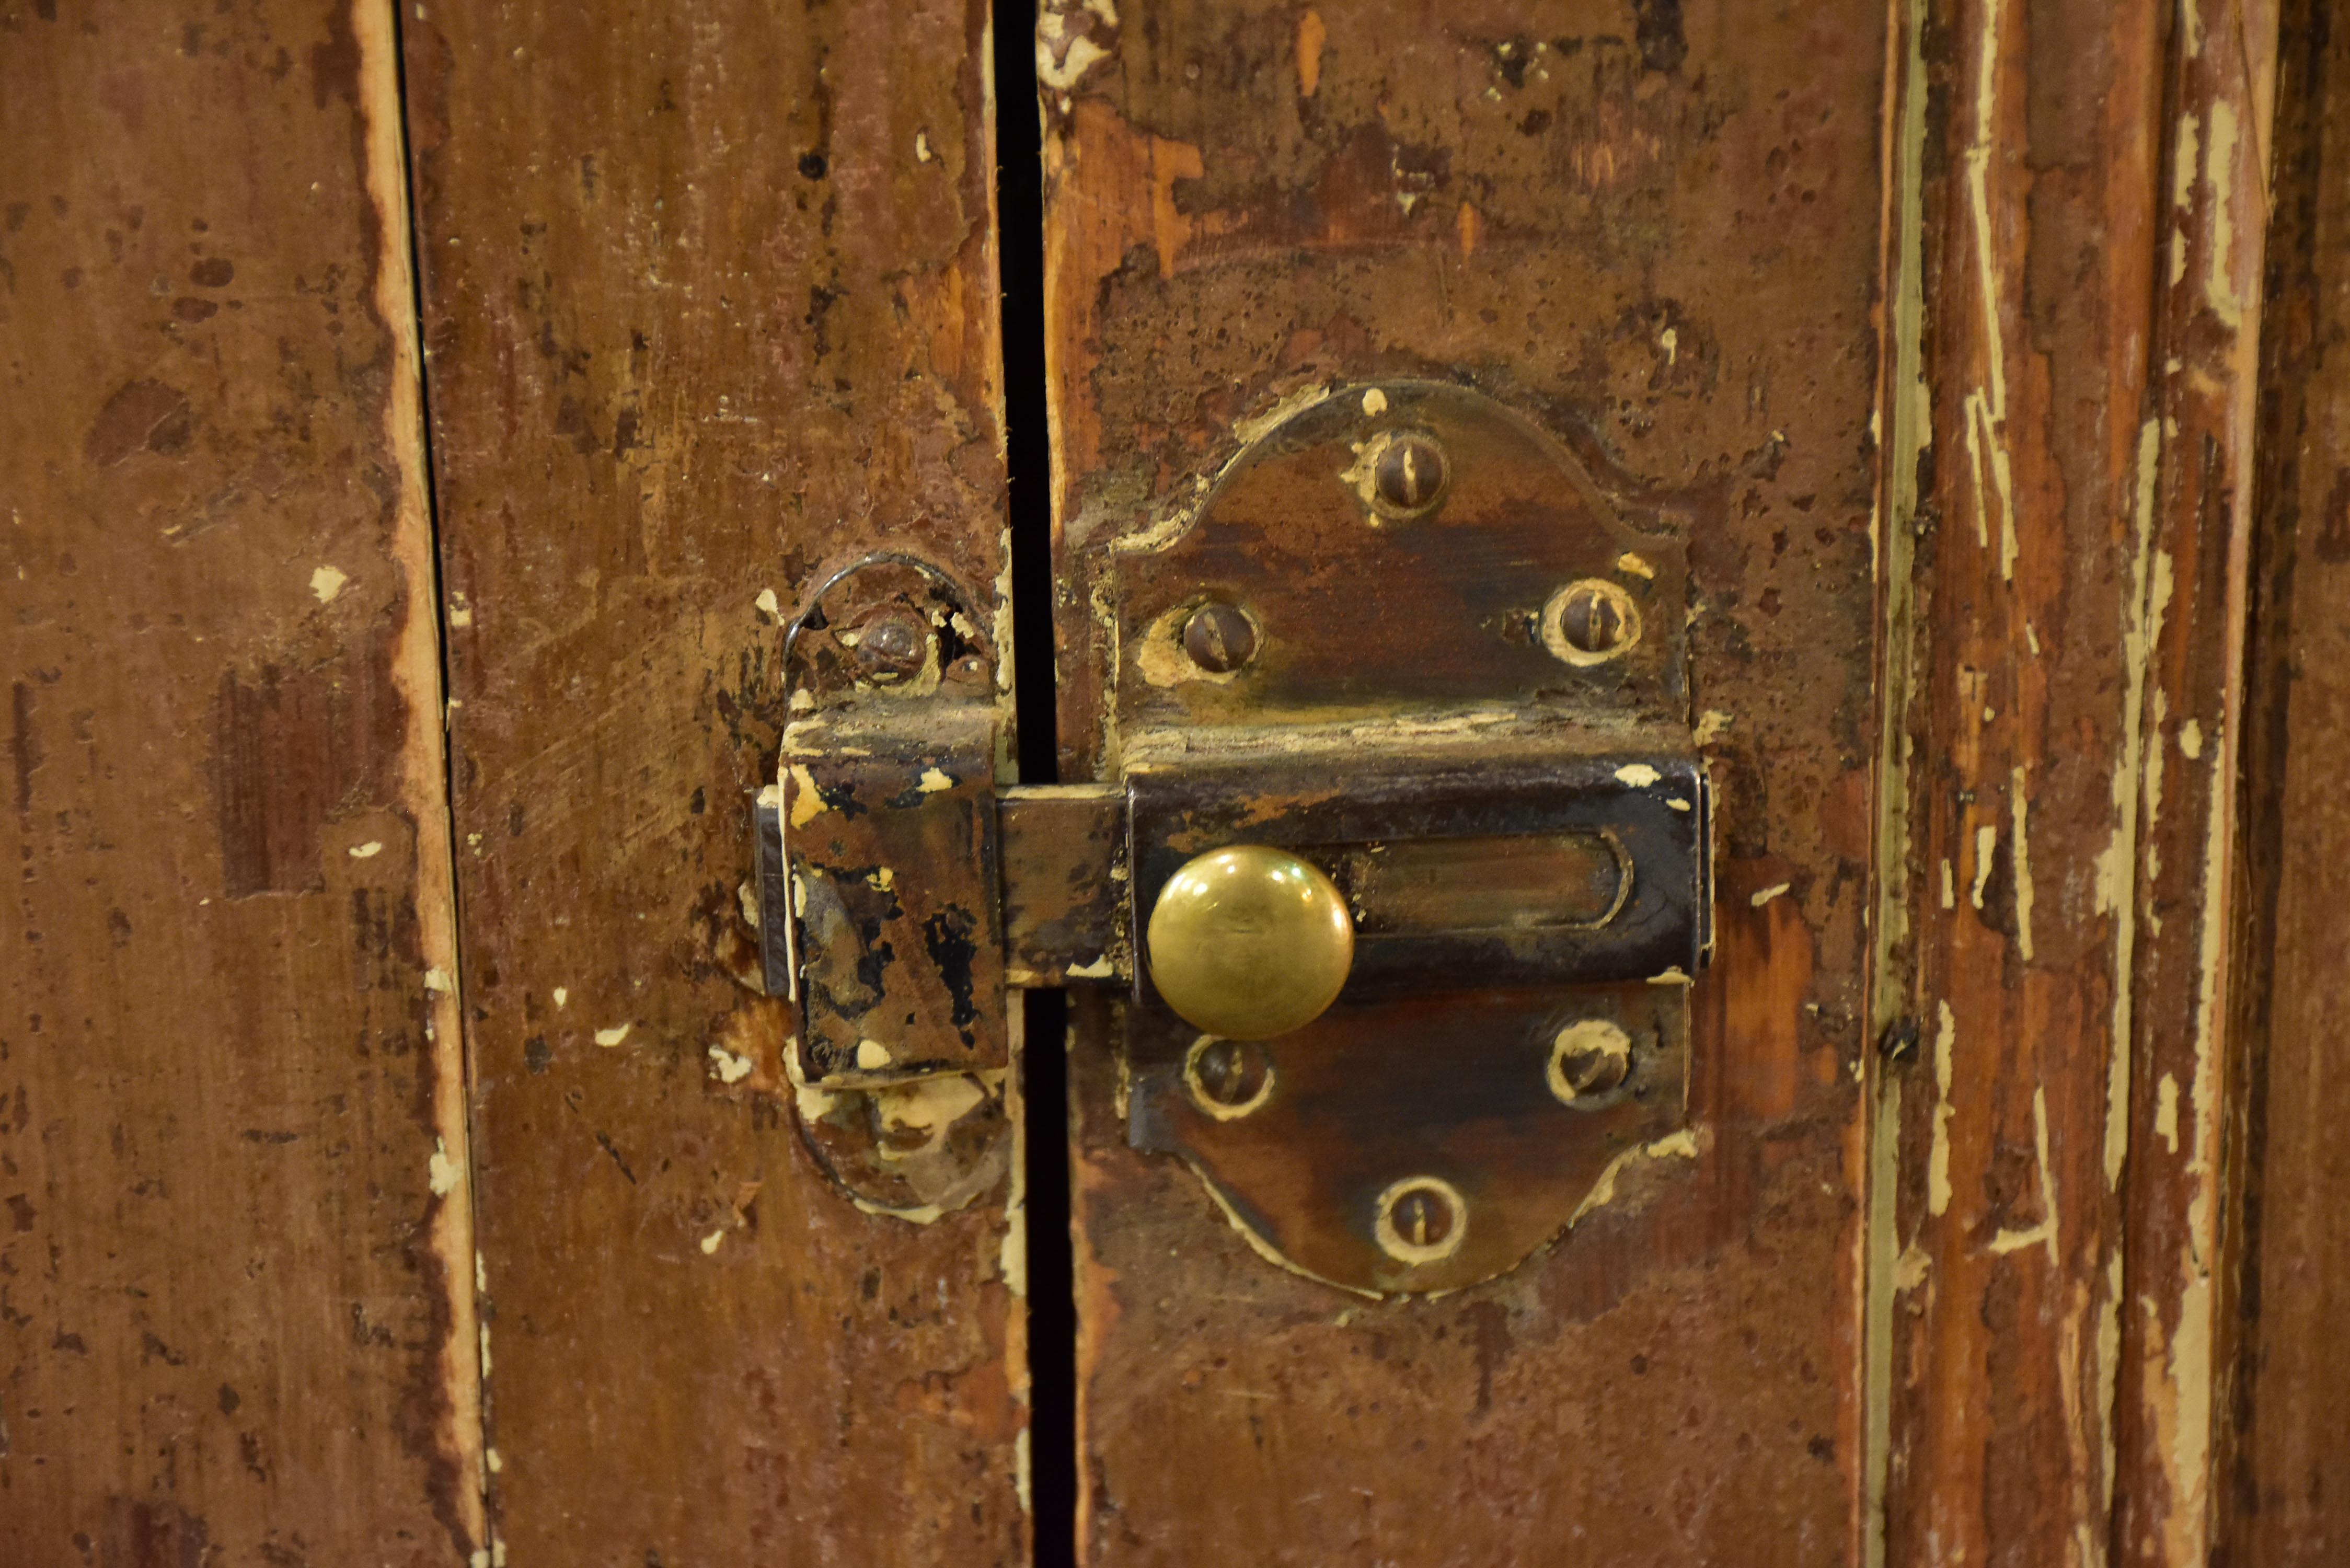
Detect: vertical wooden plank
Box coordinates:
(1042, 2, 1891, 1560)
(399, 4, 1025, 1562)
(1882, 1, 2275, 1563)
(2221, 0, 2350, 1558)
(1881, 2, 2163, 1556)
(2111, 3, 2274, 1562)
(1, 1, 482, 1560)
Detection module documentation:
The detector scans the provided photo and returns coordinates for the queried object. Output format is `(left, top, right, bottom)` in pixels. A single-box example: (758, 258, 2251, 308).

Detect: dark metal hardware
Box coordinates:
(761, 382, 1717, 1288)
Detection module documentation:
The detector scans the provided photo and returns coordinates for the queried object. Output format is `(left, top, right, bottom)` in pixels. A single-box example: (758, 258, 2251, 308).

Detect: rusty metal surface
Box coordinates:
(1128, 983, 1686, 1295)
(1111, 379, 1688, 734)
(1000, 785, 1130, 985)
(773, 554, 1009, 1088)
(784, 705, 1005, 1086)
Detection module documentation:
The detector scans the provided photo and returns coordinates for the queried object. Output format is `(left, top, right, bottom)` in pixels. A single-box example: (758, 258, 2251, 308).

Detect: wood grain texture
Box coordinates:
(2110, 4, 2274, 1563)
(1042, 2, 1888, 1560)
(400, 2, 1026, 1561)
(0, 1, 482, 1560)
(2222, 0, 2350, 1558)
(1879, 2, 2274, 1564)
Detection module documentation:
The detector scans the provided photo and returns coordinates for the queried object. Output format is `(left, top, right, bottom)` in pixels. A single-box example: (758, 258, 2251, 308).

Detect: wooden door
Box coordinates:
(10, 2, 2350, 1564)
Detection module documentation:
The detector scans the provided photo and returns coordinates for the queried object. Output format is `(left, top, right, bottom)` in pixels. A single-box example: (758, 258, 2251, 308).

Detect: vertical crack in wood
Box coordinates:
(356, 0, 487, 1557)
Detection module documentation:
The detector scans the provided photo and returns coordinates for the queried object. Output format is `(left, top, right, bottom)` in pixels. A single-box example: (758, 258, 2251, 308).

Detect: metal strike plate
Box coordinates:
(760, 554, 1008, 1093)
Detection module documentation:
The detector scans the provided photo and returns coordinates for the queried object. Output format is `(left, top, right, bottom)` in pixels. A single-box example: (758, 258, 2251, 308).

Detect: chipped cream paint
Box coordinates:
(429, 1138, 462, 1198)
(1927, 1001, 1956, 1216)
(2204, 101, 2244, 328)
(787, 763, 827, 827)
(594, 1023, 632, 1047)
(1065, 955, 1114, 979)
(1940, 857, 1956, 909)
(552, 987, 568, 1009)
(2101, 420, 2167, 1190)
(707, 1045, 754, 1085)
(424, 966, 453, 994)
(1960, 0, 2019, 584)
(1357, 386, 1386, 417)
(855, 1039, 894, 1070)
(1571, 1126, 1704, 1225)
(1987, 1086, 2059, 1266)
(1616, 551, 1656, 580)
(310, 563, 349, 602)
(350, 840, 384, 859)
(1613, 762, 1662, 787)
(1694, 709, 1732, 745)
(2010, 766, 2035, 961)
(2147, 711, 2236, 1553)
(1969, 822, 1997, 910)
(1750, 882, 1791, 907)
(699, 1229, 724, 1255)
(2179, 717, 2203, 759)
(753, 586, 781, 621)
(2155, 1072, 2181, 1154)
(917, 766, 953, 793)
(1036, 5, 1112, 94)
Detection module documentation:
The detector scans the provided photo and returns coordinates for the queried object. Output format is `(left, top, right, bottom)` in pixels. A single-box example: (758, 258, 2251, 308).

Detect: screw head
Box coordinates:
(1548, 1018, 1633, 1104)
(1181, 602, 1258, 674)
(1373, 1176, 1468, 1265)
(1540, 579, 1643, 666)
(1183, 1035, 1275, 1119)
(1373, 433, 1448, 516)
(854, 607, 930, 680)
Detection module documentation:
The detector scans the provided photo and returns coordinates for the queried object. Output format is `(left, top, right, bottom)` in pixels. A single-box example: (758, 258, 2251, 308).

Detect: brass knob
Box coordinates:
(1146, 846, 1354, 1040)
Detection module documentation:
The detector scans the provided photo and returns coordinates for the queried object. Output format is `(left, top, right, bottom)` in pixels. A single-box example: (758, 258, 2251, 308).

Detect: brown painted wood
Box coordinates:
(399, 2, 1027, 1561)
(2222, 0, 2350, 1558)
(1042, 3, 1890, 1560)
(1880, 2, 2274, 1564)
(0, 2, 483, 1560)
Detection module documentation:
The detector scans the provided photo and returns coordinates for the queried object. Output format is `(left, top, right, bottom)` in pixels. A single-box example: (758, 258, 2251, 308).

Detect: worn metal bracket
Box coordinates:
(761, 383, 1714, 1279)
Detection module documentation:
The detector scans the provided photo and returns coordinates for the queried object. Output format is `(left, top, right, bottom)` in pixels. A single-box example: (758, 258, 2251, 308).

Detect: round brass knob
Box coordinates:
(1145, 846, 1354, 1040)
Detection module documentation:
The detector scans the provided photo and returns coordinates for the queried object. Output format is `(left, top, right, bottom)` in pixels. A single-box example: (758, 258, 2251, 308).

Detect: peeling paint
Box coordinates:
(310, 563, 349, 602)
(594, 1023, 632, 1048)
(1928, 1001, 1956, 1217)
(429, 1139, 460, 1197)
(1750, 882, 1791, 907)
(1987, 1086, 2058, 1266)
(2102, 419, 2167, 1189)
(2010, 767, 2035, 961)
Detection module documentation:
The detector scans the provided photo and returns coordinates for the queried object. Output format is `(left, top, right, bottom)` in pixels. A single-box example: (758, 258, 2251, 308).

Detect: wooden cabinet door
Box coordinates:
(15, 2, 2350, 1565)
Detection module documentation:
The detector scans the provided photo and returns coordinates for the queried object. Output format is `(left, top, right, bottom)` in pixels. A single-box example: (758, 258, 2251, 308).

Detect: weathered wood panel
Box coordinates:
(0, 2, 482, 1560)
(2222, 0, 2350, 1558)
(1042, 2, 1890, 1560)
(1879, 2, 2273, 1564)
(399, 3, 1026, 1561)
